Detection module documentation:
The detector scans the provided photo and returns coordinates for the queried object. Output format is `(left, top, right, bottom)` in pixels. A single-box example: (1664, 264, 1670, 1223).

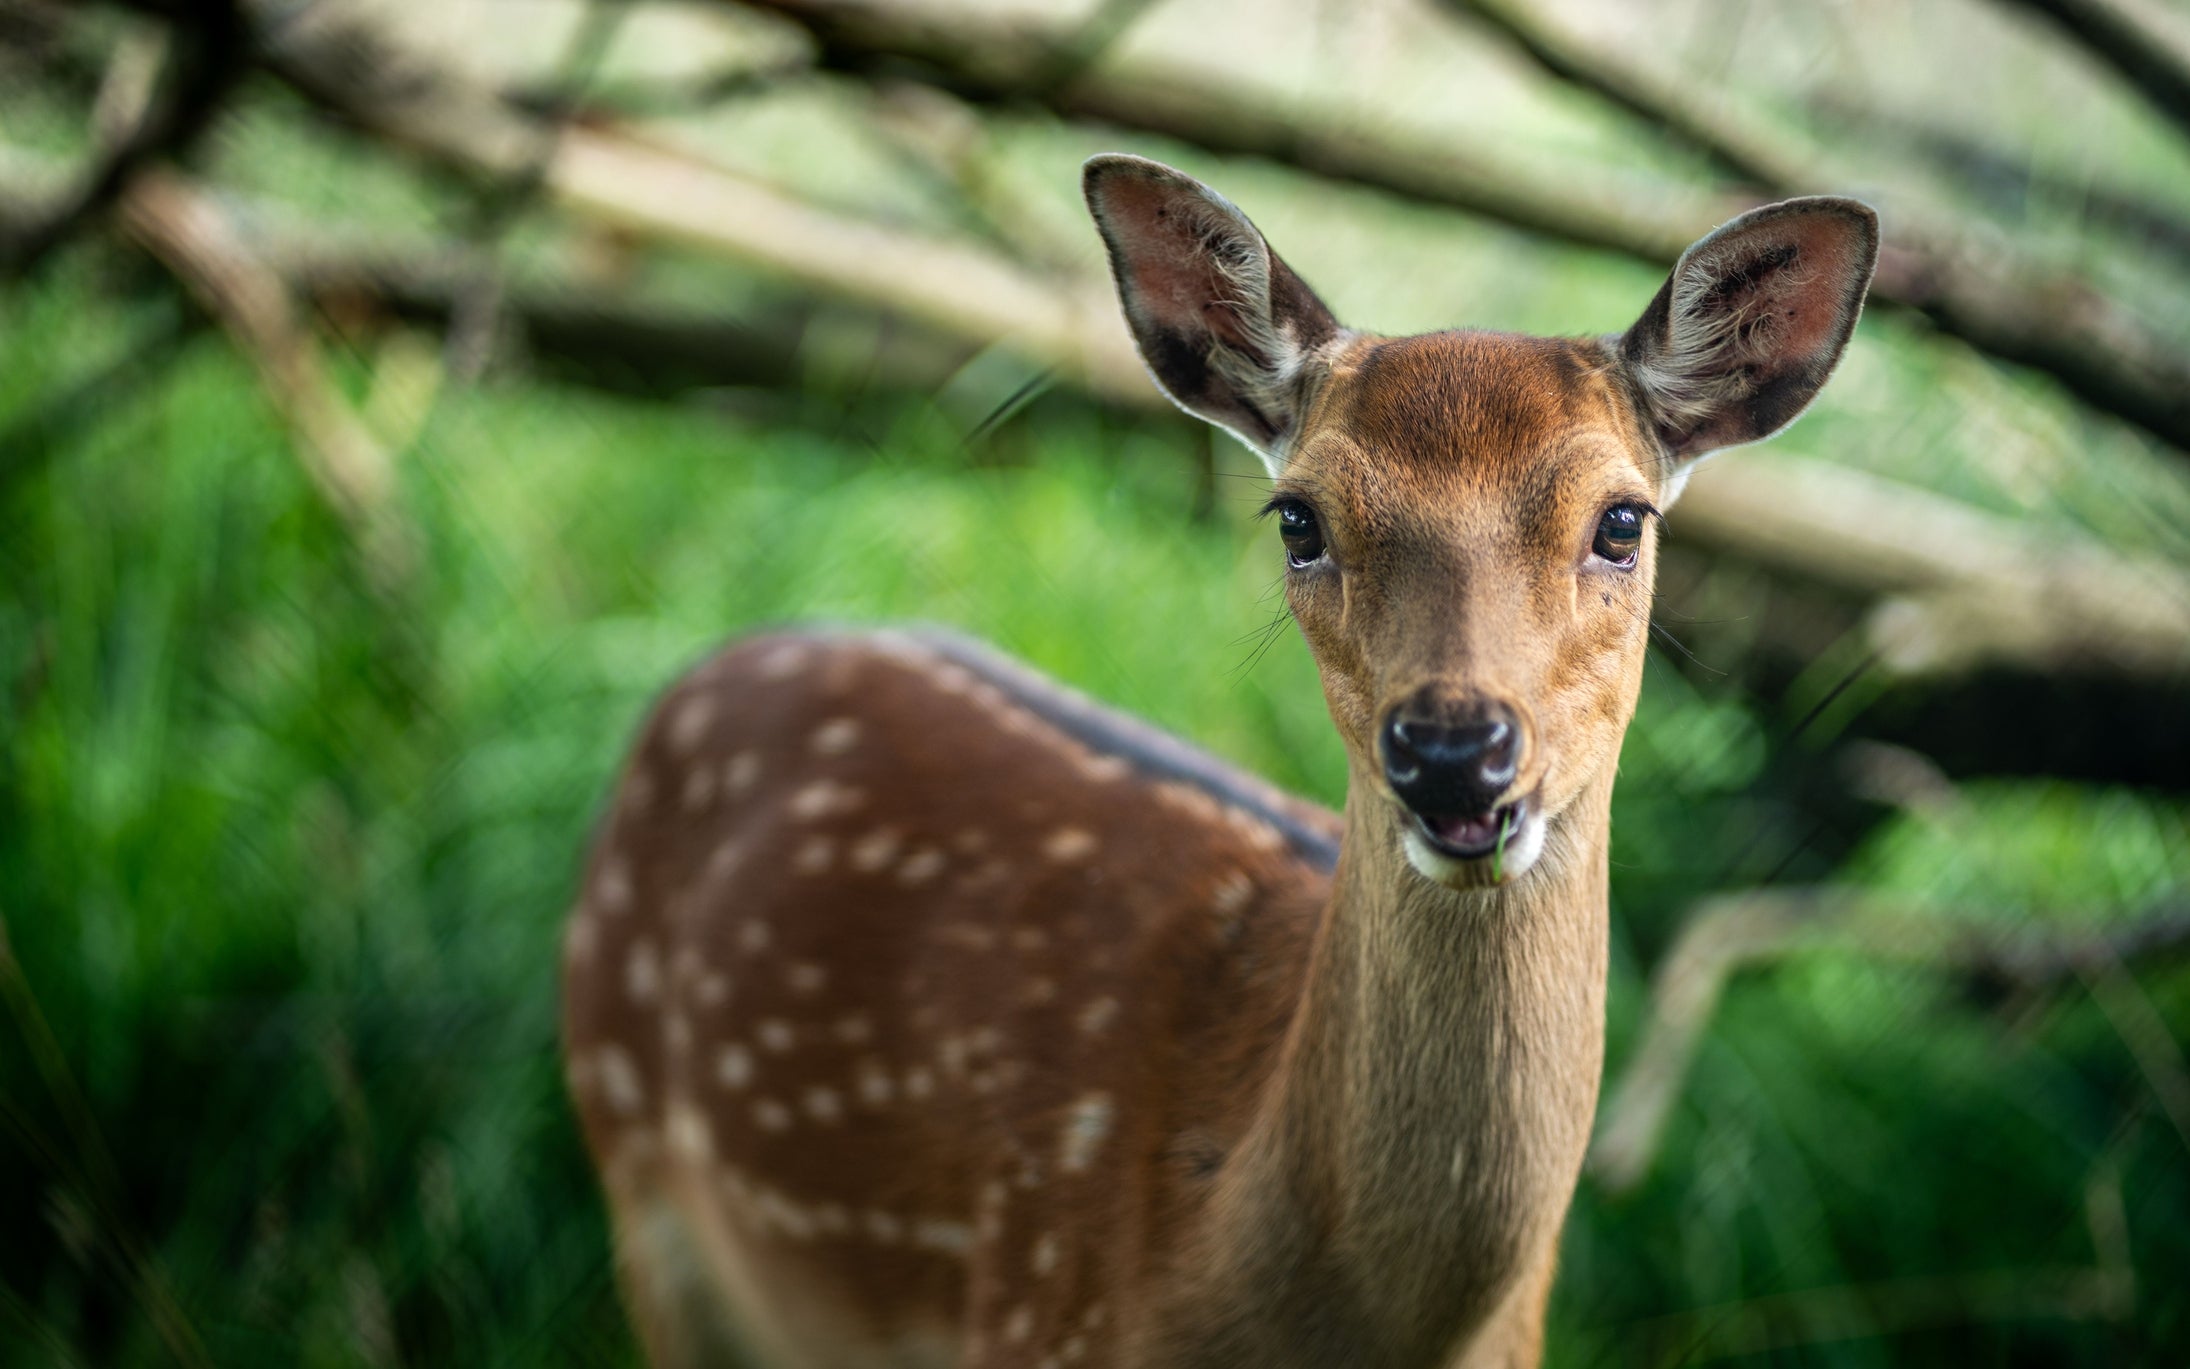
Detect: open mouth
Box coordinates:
(1412, 798, 1528, 861)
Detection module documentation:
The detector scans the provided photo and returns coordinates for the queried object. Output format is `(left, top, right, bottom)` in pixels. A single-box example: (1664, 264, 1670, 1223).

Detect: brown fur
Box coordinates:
(562, 160, 1876, 1368)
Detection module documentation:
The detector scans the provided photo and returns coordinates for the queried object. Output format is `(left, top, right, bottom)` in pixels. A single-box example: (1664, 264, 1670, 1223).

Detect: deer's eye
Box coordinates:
(1592, 504, 1646, 567)
(1275, 500, 1326, 568)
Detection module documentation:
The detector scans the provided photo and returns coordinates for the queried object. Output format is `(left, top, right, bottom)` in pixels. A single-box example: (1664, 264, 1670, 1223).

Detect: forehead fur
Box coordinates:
(1305, 330, 1650, 499)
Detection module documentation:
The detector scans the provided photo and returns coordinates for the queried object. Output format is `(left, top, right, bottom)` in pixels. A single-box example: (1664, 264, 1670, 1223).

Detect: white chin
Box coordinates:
(1401, 809, 1548, 888)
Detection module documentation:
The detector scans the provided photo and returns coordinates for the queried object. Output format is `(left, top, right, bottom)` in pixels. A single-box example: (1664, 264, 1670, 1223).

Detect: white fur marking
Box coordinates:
(1059, 1092, 1113, 1173)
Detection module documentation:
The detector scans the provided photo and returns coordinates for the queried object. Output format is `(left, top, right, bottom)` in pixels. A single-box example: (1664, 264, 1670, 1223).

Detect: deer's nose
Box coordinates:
(1381, 701, 1521, 817)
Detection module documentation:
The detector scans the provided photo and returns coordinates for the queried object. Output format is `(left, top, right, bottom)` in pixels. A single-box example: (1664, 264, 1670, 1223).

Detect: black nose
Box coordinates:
(1381, 702, 1520, 817)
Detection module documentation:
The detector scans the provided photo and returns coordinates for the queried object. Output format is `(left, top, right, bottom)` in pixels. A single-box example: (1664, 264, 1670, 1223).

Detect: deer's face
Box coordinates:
(1273, 333, 1660, 885)
(1086, 155, 1876, 887)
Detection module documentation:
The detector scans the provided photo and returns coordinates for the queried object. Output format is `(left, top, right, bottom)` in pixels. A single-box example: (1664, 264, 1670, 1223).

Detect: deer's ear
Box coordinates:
(1084, 155, 1345, 472)
(1619, 196, 1878, 470)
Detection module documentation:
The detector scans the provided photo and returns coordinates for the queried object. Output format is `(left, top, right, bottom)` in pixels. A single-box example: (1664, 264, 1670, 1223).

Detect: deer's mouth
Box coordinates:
(1413, 798, 1528, 861)
(1399, 795, 1548, 887)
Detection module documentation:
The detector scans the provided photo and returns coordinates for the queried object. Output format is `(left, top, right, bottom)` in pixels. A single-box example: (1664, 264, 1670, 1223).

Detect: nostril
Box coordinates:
(1381, 715, 1423, 784)
(1382, 705, 1523, 814)
(1479, 721, 1517, 779)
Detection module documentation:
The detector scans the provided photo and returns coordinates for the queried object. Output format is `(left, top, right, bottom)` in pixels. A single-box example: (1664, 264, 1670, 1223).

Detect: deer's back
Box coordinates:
(562, 627, 1337, 1366)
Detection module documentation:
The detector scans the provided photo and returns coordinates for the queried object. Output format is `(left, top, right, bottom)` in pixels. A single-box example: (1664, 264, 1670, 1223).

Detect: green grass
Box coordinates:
(3, 258, 2187, 1367)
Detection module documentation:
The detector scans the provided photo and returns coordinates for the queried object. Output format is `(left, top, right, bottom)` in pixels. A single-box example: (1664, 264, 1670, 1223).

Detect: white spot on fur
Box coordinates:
(802, 1087, 843, 1124)
(1059, 1092, 1113, 1173)
(667, 694, 715, 753)
(752, 1098, 793, 1132)
(1078, 754, 1130, 783)
(787, 962, 827, 994)
(754, 1186, 813, 1239)
(857, 1060, 894, 1107)
(681, 766, 716, 811)
(850, 826, 903, 872)
(1043, 826, 1098, 862)
(666, 1103, 711, 1160)
(593, 857, 632, 915)
(899, 847, 947, 885)
(757, 1019, 796, 1053)
(695, 972, 731, 1008)
(959, 858, 1012, 893)
(865, 1210, 904, 1243)
(738, 920, 772, 954)
(716, 1044, 754, 1090)
(810, 717, 861, 755)
(1005, 1305, 1034, 1344)
(790, 780, 864, 821)
(596, 1046, 643, 1115)
(938, 923, 998, 951)
(1225, 808, 1286, 853)
(793, 835, 836, 874)
(1076, 996, 1120, 1035)
(757, 643, 810, 679)
(563, 915, 597, 965)
(1031, 1232, 1060, 1276)
(915, 1218, 973, 1255)
(834, 1015, 873, 1044)
(625, 940, 661, 1004)
(904, 1066, 935, 1100)
(705, 837, 747, 886)
(1011, 927, 1049, 953)
(725, 751, 762, 794)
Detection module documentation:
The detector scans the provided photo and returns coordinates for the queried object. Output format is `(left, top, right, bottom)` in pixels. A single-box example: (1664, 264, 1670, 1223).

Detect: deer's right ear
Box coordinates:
(1084, 155, 1345, 473)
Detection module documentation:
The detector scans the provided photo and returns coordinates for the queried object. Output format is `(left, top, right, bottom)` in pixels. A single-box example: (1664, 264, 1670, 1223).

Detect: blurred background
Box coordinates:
(3, 0, 2189, 1363)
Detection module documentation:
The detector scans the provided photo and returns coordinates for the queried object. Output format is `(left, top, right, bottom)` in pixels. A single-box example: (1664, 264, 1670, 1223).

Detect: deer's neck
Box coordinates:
(1185, 769, 1611, 1363)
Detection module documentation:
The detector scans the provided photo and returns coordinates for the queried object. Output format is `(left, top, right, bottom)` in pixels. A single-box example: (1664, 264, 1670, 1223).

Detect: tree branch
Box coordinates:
(117, 170, 410, 583)
(1806, 93, 2190, 275)
(1996, 0, 2190, 143)
(1435, 0, 1804, 190)
(1589, 888, 2190, 1193)
(247, 1, 1156, 406)
(0, 0, 246, 278)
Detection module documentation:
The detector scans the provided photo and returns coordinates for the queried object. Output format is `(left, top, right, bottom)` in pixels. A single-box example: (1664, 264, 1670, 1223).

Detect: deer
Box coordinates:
(561, 154, 1877, 1368)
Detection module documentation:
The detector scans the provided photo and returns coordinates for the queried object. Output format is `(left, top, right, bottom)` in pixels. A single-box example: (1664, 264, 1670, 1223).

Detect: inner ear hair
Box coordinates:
(1620, 197, 1879, 467)
(1084, 155, 1344, 471)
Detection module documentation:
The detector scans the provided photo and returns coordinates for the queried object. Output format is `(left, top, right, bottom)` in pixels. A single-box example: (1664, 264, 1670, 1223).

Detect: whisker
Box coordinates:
(1648, 620, 1726, 676)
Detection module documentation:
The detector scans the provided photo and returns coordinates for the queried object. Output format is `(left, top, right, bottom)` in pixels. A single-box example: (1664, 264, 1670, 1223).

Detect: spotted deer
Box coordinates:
(562, 155, 1876, 1368)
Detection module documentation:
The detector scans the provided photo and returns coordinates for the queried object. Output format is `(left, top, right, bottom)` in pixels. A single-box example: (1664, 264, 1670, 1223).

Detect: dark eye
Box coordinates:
(1275, 499, 1326, 568)
(1592, 503, 1646, 567)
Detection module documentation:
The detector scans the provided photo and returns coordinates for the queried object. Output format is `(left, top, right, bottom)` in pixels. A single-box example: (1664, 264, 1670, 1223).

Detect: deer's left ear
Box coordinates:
(1619, 197, 1878, 473)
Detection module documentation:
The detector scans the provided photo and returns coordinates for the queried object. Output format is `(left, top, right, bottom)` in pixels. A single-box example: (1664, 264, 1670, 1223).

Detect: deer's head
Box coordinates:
(1086, 155, 1876, 889)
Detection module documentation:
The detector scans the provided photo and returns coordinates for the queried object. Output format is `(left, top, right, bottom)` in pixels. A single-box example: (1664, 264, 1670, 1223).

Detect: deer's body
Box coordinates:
(565, 158, 1876, 1368)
